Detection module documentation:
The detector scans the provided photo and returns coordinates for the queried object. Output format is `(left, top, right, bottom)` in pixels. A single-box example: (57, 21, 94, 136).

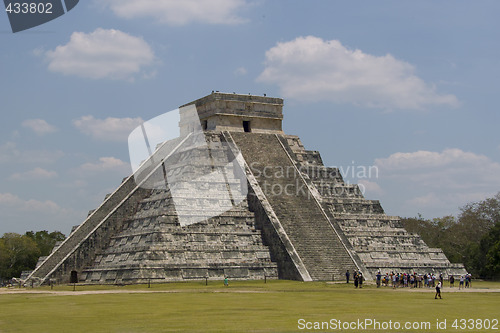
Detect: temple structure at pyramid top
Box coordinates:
(27, 92, 466, 285)
(180, 92, 284, 134)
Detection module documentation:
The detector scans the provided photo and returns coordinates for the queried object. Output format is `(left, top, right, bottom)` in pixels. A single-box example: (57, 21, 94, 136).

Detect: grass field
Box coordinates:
(0, 280, 499, 332)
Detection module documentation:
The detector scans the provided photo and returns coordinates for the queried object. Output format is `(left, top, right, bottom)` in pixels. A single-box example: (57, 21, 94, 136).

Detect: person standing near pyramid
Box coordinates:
(435, 281, 442, 299)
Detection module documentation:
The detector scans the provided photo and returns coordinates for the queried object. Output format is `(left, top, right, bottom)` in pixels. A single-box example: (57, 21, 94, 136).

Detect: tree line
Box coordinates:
(402, 192, 500, 279)
(0, 230, 65, 281)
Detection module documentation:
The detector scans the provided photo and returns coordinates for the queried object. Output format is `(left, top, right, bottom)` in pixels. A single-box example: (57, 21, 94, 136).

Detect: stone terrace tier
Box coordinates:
(283, 135, 467, 277)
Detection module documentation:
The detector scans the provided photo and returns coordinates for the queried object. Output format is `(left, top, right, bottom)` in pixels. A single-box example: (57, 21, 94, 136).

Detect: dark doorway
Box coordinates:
(70, 270, 78, 283)
(243, 121, 251, 133)
(202, 120, 208, 131)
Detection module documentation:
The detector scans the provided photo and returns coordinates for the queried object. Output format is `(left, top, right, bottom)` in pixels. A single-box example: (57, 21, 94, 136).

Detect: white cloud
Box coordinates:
(0, 193, 68, 215)
(258, 36, 459, 110)
(0, 192, 81, 233)
(9, 167, 57, 181)
(76, 157, 130, 175)
(73, 115, 144, 142)
(98, 0, 248, 25)
(358, 179, 384, 196)
(406, 191, 495, 215)
(234, 67, 247, 76)
(22, 119, 57, 135)
(374, 148, 500, 216)
(0, 142, 64, 164)
(406, 192, 442, 208)
(375, 149, 493, 171)
(32, 47, 45, 57)
(45, 28, 156, 80)
(57, 180, 88, 189)
(375, 148, 500, 189)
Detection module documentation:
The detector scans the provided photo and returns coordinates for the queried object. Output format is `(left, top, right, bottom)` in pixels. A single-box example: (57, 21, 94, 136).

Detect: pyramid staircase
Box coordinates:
(230, 132, 365, 280)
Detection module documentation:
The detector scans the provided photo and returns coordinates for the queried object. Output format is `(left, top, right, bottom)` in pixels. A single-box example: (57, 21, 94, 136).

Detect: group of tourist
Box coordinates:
(345, 270, 364, 288)
(455, 274, 473, 289)
(345, 270, 473, 290)
(385, 272, 443, 289)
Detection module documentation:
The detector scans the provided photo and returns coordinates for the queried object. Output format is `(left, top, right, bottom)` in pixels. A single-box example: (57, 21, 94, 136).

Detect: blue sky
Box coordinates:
(1, 0, 499, 235)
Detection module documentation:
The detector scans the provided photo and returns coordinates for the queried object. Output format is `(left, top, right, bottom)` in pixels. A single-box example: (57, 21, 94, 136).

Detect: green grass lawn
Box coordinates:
(0, 280, 498, 332)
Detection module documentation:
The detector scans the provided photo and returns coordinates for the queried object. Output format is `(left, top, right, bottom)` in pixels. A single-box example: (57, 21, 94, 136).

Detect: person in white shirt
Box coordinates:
(435, 281, 442, 299)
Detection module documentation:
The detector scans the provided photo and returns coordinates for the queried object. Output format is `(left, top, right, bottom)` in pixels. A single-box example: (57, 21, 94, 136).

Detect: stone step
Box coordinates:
(231, 132, 358, 280)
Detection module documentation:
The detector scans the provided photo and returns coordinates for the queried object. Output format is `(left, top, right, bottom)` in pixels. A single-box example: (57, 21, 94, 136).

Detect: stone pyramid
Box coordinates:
(27, 93, 466, 285)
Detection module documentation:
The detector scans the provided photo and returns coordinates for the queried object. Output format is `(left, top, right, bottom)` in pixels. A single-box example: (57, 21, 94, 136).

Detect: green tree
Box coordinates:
(25, 230, 65, 256)
(402, 193, 500, 279)
(0, 233, 40, 280)
(469, 222, 500, 279)
(401, 214, 436, 243)
(458, 193, 500, 275)
(458, 192, 500, 243)
(402, 215, 465, 263)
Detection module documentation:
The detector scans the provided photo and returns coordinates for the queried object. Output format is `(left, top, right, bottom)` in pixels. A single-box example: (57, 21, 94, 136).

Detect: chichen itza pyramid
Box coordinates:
(27, 92, 466, 285)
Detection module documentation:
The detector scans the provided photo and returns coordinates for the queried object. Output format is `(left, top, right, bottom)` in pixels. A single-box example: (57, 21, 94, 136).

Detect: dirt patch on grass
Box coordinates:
(0, 288, 272, 296)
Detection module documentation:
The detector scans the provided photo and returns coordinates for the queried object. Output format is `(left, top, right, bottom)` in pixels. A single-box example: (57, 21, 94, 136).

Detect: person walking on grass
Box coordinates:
(346, 270, 350, 284)
(435, 281, 442, 299)
(224, 277, 229, 287)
